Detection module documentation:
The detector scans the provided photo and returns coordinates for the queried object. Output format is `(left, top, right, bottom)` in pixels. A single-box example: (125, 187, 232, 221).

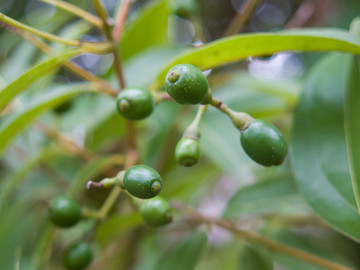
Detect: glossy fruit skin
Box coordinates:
(116, 88, 155, 120)
(140, 197, 172, 227)
(63, 242, 93, 270)
(48, 197, 82, 228)
(175, 137, 200, 167)
(164, 64, 209, 105)
(123, 165, 162, 199)
(240, 120, 287, 167)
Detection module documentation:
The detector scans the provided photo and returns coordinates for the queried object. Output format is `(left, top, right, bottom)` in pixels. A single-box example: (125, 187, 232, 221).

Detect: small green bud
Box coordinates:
(140, 197, 172, 227)
(240, 120, 288, 166)
(48, 197, 82, 228)
(164, 64, 209, 105)
(123, 165, 162, 199)
(175, 137, 200, 167)
(63, 242, 93, 270)
(116, 88, 155, 120)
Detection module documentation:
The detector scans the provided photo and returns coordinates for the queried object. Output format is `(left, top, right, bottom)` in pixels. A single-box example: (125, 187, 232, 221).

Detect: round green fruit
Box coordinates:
(64, 242, 93, 270)
(164, 64, 209, 105)
(116, 88, 155, 120)
(48, 197, 82, 228)
(175, 137, 200, 167)
(123, 165, 162, 199)
(140, 197, 172, 227)
(240, 120, 287, 167)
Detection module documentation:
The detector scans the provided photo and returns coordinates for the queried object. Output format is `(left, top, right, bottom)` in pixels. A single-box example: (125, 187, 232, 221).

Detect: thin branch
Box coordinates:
(0, 12, 112, 54)
(174, 204, 353, 270)
(39, 0, 103, 28)
(223, 0, 259, 37)
(112, 0, 132, 42)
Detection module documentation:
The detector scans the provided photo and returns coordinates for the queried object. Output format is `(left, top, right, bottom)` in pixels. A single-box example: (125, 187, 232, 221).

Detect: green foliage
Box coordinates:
(2, 0, 360, 269)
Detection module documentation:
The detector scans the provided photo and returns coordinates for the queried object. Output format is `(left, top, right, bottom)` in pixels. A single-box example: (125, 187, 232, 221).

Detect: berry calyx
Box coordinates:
(63, 242, 93, 270)
(48, 197, 82, 228)
(164, 64, 209, 105)
(140, 197, 172, 227)
(123, 165, 162, 199)
(116, 87, 155, 120)
(240, 120, 288, 167)
(175, 137, 200, 167)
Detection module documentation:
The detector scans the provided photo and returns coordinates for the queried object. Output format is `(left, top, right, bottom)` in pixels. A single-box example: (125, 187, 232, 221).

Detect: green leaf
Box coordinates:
(239, 245, 273, 270)
(150, 230, 207, 270)
(0, 83, 93, 158)
(291, 53, 360, 241)
(344, 56, 360, 213)
(96, 212, 143, 247)
(224, 173, 308, 219)
(0, 50, 81, 111)
(156, 28, 360, 86)
(121, 0, 169, 60)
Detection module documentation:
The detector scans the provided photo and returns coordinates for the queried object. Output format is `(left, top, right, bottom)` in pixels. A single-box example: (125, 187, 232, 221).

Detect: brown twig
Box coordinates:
(112, 0, 132, 42)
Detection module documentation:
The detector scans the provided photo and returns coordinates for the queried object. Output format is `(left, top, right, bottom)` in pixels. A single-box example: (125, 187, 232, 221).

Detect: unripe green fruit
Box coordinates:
(175, 137, 200, 167)
(116, 88, 155, 120)
(64, 242, 93, 270)
(164, 64, 209, 105)
(48, 197, 82, 228)
(240, 120, 287, 167)
(123, 165, 162, 199)
(140, 197, 172, 227)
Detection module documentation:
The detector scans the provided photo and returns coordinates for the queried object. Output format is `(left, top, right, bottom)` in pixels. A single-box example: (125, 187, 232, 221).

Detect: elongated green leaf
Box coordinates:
(156, 29, 360, 86)
(121, 0, 169, 60)
(344, 56, 360, 213)
(96, 213, 143, 247)
(291, 53, 360, 241)
(239, 245, 273, 270)
(0, 50, 81, 111)
(150, 230, 207, 270)
(224, 173, 308, 219)
(0, 84, 93, 157)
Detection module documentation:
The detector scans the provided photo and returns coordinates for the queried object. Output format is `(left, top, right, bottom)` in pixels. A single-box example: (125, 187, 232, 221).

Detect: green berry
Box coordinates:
(164, 64, 209, 105)
(64, 242, 93, 270)
(175, 137, 200, 166)
(48, 197, 82, 228)
(116, 88, 155, 120)
(140, 197, 172, 227)
(240, 120, 287, 167)
(123, 165, 162, 199)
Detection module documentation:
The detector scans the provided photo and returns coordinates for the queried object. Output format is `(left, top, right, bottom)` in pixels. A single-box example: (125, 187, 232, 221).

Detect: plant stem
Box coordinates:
(93, 0, 126, 90)
(0, 12, 112, 54)
(113, 0, 132, 42)
(223, 0, 259, 37)
(39, 0, 103, 28)
(184, 105, 208, 138)
(174, 204, 353, 270)
(209, 96, 253, 130)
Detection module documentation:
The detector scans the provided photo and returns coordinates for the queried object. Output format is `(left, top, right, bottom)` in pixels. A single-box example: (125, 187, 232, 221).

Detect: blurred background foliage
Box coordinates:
(1, 0, 360, 269)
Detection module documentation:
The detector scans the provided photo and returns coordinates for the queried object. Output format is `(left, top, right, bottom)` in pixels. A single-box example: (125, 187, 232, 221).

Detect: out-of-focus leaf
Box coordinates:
(0, 83, 93, 157)
(291, 53, 360, 241)
(156, 29, 360, 86)
(344, 56, 360, 213)
(0, 50, 81, 111)
(0, 147, 63, 211)
(96, 212, 143, 248)
(239, 245, 273, 270)
(150, 230, 207, 270)
(121, 0, 170, 60)
(224, 173, 308, 219)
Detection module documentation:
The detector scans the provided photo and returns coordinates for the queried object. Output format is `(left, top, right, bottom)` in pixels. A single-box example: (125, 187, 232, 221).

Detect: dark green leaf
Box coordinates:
(291, 53, 360, 241)
(344, 56, 360, 213)
(239, 245, 273, 270)
(150, 230, 207, 270)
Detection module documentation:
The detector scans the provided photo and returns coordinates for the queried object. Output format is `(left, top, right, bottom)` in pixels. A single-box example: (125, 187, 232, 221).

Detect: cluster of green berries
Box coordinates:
(164, 63, 288, 167)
